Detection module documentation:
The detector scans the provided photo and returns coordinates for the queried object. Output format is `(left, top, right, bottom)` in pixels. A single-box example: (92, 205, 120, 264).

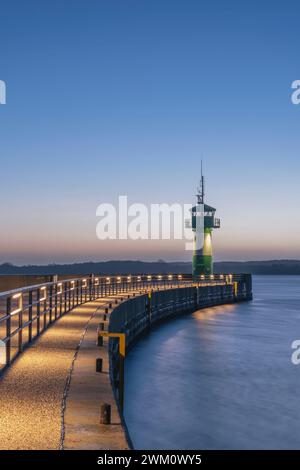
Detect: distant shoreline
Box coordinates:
(1, 260, 300, 275)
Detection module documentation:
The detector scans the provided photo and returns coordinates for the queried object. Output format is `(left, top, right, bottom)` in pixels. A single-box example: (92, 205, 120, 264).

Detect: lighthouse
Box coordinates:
(191, 167, 220, 276)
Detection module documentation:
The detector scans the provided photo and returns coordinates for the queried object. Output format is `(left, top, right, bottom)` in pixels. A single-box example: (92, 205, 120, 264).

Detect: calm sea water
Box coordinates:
(124, 276, 300, 449)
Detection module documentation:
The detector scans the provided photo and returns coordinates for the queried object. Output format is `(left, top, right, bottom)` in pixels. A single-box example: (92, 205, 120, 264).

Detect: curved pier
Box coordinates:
(0, 274, 252, 449)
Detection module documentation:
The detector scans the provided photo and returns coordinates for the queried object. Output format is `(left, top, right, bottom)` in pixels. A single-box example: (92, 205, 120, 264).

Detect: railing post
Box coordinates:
(76, 280, 79, 305)
(84, 279, 88, 302)
(64, 283, 67, 313)
(147, 290, 152, 328)
(18, 294, 23, 352)
(72, 281, 75, 308)
(55, 284, 59, 319)
(36, 288, 41, 335)
(118, 336, 125, 412)
(28, 290, 33, 341)
(42, 289, 47, 330)
(89, 275, 93, 301)
(6, 296, 11, 365)
(68, 281, 71, 311)
(49, 285, 53, 323)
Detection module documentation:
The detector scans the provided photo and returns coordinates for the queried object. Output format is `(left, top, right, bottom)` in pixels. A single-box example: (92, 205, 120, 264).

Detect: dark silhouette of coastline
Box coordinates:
(0, 260, 300, 275)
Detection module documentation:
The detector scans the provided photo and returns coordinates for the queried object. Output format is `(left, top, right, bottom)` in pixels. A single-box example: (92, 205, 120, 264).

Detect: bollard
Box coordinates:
(96, 358, 103, 372)
(127, 294, 130, 299)
(133, 293, 136, 297)
(97, 335, 103, 346)
(100, 403, 111, 424)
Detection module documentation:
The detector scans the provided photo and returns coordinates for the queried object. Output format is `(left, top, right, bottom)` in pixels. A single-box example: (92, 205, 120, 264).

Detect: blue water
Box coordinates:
(124, 276, 300, 449)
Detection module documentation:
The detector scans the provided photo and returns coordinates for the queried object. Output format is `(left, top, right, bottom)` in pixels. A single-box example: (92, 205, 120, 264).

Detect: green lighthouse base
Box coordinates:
(192, 254, 213, 277)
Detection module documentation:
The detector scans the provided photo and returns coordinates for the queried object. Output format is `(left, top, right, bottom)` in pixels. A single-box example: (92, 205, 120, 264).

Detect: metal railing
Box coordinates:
(0, 273, 239, 371)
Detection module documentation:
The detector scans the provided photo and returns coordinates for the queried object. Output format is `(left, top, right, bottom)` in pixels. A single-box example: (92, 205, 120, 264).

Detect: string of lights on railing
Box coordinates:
(0, 273, 238, 371)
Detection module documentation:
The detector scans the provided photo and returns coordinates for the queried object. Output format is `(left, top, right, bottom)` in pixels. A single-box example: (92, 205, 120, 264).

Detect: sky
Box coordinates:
(0, 0, 300, 264)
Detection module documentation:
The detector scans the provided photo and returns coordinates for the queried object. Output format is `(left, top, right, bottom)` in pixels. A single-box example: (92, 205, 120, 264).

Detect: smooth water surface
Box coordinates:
(124, 276, 300, 449)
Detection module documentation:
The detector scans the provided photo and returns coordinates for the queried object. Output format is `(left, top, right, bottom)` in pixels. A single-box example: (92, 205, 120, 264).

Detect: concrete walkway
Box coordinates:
(63, 298, 129, 450)
(0, 295, 128, 450)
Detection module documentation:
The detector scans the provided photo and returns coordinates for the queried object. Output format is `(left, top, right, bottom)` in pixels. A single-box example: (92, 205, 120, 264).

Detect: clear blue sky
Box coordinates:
(0, 0, 299, 264)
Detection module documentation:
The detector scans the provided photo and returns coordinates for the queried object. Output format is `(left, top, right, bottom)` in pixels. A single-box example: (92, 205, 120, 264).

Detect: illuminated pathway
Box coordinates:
(0, 274, 251, 450)
(0, 295, 128, 450)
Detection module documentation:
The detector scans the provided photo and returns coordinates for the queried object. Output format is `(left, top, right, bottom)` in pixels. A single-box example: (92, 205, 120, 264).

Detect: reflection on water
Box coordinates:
(124, 276, 300, 449)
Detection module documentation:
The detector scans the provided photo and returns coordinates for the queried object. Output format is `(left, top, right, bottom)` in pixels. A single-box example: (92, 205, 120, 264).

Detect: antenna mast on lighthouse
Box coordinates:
(197, 160, 205, 204)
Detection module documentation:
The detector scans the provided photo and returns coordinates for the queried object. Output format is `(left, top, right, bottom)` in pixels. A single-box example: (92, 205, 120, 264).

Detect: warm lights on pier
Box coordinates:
(40, 286, 47, 301)
(0, 272, 250, 356)
(57, 282, 63, 295)
(12, 293, 22, 299)
(11, 293, 23, 316)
